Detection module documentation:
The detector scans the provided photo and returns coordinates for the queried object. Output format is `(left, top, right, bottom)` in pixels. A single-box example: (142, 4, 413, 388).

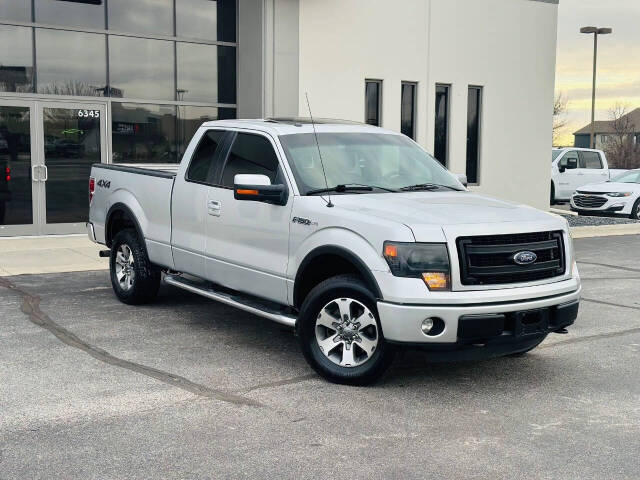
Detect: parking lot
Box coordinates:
(1, 234, 639, 479)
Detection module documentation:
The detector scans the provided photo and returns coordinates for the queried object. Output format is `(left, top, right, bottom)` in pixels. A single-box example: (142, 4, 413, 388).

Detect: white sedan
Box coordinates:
(570, 169, 640, 219)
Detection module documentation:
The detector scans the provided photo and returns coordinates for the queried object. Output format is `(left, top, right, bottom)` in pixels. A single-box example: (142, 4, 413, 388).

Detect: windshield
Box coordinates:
(611, 170, 640, 183)
(552, 150, 563, 162)
(279, 132, 462, 194)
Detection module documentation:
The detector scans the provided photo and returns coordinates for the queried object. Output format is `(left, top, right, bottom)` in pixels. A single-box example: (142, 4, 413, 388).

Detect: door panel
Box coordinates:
(0, 102, 38, 236)
(41, 105, 103, 230)
(579, 150, 608, 185)
(557, 150, 580, 198)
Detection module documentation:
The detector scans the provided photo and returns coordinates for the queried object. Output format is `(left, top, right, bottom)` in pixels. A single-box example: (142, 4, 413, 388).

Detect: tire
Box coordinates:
(297, 274, 395, 385)
(109, 229, 161, 305)
(550, 183, 556, 206)
(629, 198, 640, 220)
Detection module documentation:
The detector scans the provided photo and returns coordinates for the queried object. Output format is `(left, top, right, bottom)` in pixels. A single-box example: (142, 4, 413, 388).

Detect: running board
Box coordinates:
(163, 274, 297, 328)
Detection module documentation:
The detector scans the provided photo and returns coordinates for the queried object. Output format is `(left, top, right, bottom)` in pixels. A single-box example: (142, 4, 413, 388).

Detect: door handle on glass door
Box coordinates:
(32, 166, 40, 182)
(208, 200, 221, 216)
(42, 165, 48, 182)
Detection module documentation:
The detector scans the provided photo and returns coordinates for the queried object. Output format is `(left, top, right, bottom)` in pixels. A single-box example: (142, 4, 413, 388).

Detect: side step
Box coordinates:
(163, 274, 297, 328)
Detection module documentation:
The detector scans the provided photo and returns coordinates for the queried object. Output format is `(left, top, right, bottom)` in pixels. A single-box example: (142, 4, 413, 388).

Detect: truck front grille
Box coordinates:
(573, 194, 607, 208)
(456, 231, 565, 286)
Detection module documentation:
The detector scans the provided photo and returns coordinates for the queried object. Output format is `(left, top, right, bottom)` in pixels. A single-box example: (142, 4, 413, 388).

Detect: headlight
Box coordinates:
(383, 242, 451, 291)
(605, 192, 632, 197)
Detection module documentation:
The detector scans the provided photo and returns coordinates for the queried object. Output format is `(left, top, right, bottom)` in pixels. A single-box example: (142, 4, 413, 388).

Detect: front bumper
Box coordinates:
(86, 222, 97, 243)
(377, 285, 581, 346)
(570, 195, 632, 216)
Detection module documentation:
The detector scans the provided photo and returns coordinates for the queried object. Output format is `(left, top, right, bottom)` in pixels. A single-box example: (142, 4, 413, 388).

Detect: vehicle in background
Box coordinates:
(570, 169, 640, 219)
(551, 148, 626, 204)
(88, 119, 581, 385)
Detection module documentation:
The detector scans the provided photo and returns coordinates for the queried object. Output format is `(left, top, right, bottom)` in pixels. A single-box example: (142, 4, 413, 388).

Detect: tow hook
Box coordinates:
(554, 328, 569, 334)
(98, 250, 110, 258)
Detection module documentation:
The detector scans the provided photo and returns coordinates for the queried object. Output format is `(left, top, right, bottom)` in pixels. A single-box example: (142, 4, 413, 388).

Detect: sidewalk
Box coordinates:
(0, 235, 107, 276)
(1, 224, 638, 276)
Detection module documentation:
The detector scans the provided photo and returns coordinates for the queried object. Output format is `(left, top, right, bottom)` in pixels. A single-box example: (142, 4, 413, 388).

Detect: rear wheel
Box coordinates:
(297, 275, 395, 385)
(550, 182, 556, 205)
(110, 229, 161, 305)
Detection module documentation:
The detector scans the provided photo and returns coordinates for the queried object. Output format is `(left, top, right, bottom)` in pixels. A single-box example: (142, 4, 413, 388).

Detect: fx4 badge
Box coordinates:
(97, 179, 111, 189)
(292, 216, 317, 226)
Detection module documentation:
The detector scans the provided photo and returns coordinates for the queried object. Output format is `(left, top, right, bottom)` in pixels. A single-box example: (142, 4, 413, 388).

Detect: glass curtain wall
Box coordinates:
(0, 0, 237, 163)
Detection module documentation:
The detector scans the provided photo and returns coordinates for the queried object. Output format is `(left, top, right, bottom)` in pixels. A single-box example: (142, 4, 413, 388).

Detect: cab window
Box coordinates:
(579, 151, 603, 169)
(221, 133, 280, 187)
(186, 130, 226, 184)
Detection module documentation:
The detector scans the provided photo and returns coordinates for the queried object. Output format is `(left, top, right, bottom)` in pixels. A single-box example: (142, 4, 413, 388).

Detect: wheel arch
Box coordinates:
(293, 245, 383, 309)
(105, 202, 146, 249)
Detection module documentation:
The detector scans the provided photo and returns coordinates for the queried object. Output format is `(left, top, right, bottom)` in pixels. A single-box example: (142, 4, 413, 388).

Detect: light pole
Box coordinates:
(580, 26, 612, 149)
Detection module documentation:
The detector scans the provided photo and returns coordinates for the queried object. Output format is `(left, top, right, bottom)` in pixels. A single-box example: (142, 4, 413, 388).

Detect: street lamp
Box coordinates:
(580, 26, 612, 149)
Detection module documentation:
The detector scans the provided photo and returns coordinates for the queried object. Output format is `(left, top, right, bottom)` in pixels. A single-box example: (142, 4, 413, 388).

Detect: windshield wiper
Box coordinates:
(400, 183, 462, 192)
(307, 184, 397, 195)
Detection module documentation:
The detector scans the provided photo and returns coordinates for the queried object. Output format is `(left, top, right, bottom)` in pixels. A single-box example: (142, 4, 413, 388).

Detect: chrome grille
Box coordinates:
(457, 231, 565, 286)
(573, 194, 607, 208)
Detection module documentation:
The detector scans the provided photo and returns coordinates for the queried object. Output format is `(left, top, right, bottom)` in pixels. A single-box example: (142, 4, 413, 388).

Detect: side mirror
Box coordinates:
(233, 174, 288, 206)
(455, 173, 468, 187)
(558, 158, 568, 173)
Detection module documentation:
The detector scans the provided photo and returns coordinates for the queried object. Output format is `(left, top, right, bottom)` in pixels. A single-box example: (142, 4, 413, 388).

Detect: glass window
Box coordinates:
(176, 0, 236, 42)
(365, 80, 381, 126)
(466, 86, 482, 184)
(177, 43, 236, 104)
(0, 0, 31, 21)
(401, 82, 416, 140)
(279, 133, 462, 194)
(579, 151, 603, 169)
(186, 130, 226, 183)
(221, 133, 279, 187)
(36, 29, 107, 97)
(108, 36, 174, 101)
(111, 103, 177, 164)
(108, 0, 173, 36)
(177, 106, 235, 158)
(0, 106, 33, 226)
(0, 25, 33, 93)
(434, 84, 449, 166)
(35, 0, 105, 29)
(611, 170, 640, 183)
(552, 150, 562, 161)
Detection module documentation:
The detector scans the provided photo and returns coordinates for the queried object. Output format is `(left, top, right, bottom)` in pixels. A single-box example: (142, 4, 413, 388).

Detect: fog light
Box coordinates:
(421, 317, 434, 334)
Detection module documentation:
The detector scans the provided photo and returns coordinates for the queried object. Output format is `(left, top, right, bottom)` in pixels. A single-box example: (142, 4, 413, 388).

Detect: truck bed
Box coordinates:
(89, 163, 177, 269)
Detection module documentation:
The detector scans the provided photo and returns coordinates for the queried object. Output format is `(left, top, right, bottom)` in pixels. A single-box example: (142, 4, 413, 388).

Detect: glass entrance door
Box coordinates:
(37, 102, 106, 234)
(0, 101, 38, 236)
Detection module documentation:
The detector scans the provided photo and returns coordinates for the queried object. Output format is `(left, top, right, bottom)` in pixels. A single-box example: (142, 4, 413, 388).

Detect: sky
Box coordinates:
(555, 0, 640, 146)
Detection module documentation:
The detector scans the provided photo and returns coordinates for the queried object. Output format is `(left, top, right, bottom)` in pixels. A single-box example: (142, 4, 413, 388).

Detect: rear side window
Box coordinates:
(579, 151, 603, 169)
(221, 133, 279, 187)
(186, 130, 226, 183)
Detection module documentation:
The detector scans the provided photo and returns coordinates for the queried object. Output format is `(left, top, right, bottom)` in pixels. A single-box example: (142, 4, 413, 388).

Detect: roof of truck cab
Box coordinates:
(200, 118, 403, 137)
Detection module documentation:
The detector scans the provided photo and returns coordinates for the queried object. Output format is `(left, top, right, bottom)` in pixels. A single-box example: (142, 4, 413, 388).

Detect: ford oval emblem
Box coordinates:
(513, 251, 537, 265)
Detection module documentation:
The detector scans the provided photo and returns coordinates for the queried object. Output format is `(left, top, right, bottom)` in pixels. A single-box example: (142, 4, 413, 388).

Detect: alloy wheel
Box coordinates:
(114, 244, 135, 290)
(314, 297, 379, 367)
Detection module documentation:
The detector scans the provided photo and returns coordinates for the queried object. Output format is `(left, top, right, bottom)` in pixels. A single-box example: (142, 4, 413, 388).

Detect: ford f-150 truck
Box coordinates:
(88, 119, 580, 385)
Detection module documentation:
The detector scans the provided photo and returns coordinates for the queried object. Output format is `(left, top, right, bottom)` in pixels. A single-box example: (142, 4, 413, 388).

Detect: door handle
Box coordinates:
(208, 200, 221, 216)
(32, 165, 39, 182)
(41, 165, 48, 182)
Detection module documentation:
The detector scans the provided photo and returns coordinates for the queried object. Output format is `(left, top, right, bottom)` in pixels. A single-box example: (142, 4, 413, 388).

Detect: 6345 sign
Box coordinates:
(77, 109, 100, 118)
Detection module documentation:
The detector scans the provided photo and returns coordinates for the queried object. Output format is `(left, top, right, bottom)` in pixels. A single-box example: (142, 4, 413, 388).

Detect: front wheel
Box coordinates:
(110, 229, 161, 305)
(297, 275, 395, 385)
(630, 198, 640, 220)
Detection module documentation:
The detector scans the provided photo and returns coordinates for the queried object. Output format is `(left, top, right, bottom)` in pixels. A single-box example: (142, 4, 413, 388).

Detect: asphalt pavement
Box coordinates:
(1, 235, 639, 479)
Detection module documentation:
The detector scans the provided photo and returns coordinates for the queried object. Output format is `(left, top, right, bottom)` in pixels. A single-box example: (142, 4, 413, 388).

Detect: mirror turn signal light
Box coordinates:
(236, 189, 259, 195)
(422, 272, 450, 291)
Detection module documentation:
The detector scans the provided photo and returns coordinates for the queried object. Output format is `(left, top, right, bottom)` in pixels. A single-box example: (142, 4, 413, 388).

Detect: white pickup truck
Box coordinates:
(551, 147, 626, 204)
(88, 119, 580, 385)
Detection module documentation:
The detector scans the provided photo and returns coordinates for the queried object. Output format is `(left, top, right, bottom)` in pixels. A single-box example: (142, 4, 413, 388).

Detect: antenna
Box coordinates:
(305, 92, 333, 208)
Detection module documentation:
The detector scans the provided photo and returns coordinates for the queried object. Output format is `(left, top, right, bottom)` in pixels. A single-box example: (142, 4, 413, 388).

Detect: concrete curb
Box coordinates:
(550, 207, 576, 216)
(570, 223, 640, 238)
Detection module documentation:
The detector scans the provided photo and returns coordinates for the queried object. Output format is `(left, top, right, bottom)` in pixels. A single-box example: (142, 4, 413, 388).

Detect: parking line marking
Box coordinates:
(0, 277, 263, 408)
(578, 261, 640, 274)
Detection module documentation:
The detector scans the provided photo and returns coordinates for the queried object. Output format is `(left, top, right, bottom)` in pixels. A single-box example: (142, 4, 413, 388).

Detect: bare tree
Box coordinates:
(604, 103, 638, 169)
(552, 92, 568, 146)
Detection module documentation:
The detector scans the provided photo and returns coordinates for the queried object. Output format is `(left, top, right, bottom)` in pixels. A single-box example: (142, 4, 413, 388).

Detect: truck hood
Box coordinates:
(577, 182, 640, 193)
(333, 191, 556, 227)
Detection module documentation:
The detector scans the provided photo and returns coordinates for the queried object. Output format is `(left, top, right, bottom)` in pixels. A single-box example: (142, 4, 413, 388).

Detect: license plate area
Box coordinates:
(511, 308, 550, 337)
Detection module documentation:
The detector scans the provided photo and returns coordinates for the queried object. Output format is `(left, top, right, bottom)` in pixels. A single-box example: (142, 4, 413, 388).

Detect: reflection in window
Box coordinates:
(36, 29, 106, 97)
(177, 106, 235, 158)
(466, 86, 482, 184)
(35, 0, 104, 29)
(186, 130, 226, 183)
(108, 0, 173, 36)
(401, 82, 416, 140)
(434, 84, 449, 166)
(176, 0, 236, 42)
(177, 44, 236, 104)
(111, 103, 177, 164)
(108, 36, 174, 101)
(221, 133, 279, 187)
(0, 0, 31, 21)
(0, 26, 33, 93)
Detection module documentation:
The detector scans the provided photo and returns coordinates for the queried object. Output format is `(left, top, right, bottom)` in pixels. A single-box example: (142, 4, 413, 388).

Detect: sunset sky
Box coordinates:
(555, 0, 640, 146)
